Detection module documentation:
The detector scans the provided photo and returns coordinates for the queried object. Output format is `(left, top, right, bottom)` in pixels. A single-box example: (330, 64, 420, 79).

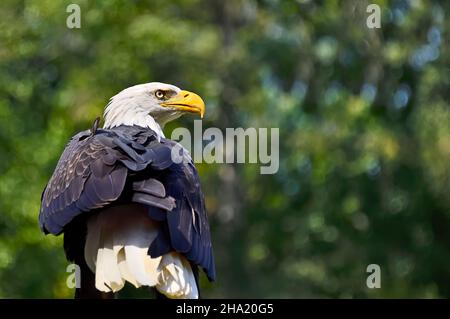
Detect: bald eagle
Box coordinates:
(39, 82, 215, 299)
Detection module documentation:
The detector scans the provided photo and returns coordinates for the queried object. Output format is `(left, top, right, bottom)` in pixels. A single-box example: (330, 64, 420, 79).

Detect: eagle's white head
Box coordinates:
(103, 82, 205, 137)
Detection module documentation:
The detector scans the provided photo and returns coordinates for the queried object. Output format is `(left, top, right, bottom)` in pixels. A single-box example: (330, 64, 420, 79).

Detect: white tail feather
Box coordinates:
(156, 252, 198, 298)
(101, 235, 124, 292)
(84, 204, 198, 298)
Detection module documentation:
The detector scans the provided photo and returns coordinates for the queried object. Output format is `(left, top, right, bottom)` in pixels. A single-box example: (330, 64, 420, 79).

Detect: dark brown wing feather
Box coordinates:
(39, 125, 215, 281)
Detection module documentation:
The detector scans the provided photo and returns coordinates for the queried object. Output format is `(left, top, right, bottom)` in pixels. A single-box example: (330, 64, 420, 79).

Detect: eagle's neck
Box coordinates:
(103, 102, 165, 138)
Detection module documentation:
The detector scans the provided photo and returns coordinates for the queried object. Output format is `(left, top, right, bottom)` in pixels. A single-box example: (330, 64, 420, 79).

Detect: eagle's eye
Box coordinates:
(155, 90, 165, 100)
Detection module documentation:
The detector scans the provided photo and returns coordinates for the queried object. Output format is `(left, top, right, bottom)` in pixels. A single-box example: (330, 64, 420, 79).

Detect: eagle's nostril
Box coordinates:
(184, 93, 189, 98)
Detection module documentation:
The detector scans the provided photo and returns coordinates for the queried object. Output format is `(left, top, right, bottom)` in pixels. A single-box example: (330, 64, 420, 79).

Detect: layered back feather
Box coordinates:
(39, 125, 215, 298)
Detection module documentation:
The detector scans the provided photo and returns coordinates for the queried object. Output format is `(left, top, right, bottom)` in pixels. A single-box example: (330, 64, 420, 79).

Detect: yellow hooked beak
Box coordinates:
(161, 90, 205, 118)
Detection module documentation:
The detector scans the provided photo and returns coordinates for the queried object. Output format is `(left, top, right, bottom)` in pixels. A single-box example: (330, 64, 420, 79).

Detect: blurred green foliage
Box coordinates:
(0, 0, 449, 298)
